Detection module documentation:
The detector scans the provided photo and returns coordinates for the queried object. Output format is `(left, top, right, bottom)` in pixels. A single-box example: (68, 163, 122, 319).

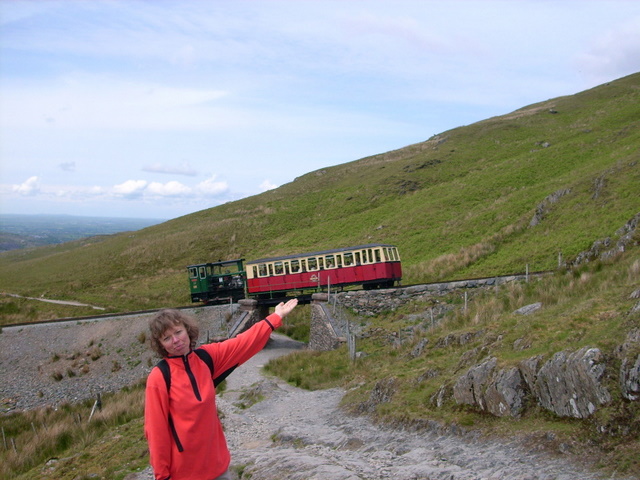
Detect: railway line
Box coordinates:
(0, 303, 214, 330)
(1, 270, 551, 330)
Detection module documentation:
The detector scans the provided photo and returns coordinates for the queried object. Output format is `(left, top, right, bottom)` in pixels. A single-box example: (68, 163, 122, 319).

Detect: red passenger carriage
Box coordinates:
(245, 244, 402, 299)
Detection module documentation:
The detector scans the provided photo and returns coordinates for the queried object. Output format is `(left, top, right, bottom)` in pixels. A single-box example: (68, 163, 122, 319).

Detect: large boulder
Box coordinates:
(533, 347, 611, 418)
(453, 357, 527, 417)
(484, 366, 527, 417)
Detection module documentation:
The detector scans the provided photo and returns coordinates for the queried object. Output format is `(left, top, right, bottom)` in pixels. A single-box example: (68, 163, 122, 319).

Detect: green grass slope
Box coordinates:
(266, 245, 640, 476)
(1, 73, 639, 322)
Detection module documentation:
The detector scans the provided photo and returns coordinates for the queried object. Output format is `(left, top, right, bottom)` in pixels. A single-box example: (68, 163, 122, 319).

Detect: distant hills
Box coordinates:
(0, 214, 166, 252)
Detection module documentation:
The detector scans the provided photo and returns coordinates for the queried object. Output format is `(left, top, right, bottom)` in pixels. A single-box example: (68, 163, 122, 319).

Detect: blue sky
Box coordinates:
(1, 0, 639, 220)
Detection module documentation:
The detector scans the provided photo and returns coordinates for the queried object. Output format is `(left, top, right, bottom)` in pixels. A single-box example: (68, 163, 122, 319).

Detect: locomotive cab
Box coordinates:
(187, 258, 246, 304)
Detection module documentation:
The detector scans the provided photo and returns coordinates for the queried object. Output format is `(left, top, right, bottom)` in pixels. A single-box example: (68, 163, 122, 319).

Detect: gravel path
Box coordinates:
(219, 336, 624, 480)
(131, 335, 625, 480)
(1, 313, 630, 480)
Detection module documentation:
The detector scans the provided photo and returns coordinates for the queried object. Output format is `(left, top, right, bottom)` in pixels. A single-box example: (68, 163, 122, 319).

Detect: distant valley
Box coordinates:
(0, 214, 166, 251)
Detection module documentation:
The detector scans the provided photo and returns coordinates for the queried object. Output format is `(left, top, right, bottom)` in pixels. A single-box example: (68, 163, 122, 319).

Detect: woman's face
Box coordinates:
(160, 323, 191, 357)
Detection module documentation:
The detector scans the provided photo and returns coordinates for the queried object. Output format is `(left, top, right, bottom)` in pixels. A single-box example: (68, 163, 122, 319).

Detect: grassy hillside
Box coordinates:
(266, 243, 640, 475)
(0, 72, 639, 322)
(2, 243, 638, 479)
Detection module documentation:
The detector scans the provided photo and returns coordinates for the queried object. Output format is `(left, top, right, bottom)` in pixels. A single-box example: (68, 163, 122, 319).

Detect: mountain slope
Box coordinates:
(0, 72, 638, 319)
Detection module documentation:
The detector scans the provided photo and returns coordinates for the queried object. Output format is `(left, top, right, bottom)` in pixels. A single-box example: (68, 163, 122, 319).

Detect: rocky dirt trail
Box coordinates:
(133, 334, 623, 480)
(1, 313, 629, 480)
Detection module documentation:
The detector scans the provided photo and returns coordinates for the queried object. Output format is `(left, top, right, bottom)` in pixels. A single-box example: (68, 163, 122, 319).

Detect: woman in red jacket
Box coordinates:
(144, 298, 298, 480)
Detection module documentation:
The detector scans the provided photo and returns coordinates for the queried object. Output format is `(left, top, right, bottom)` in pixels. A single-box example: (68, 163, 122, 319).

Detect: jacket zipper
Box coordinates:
(183, 354, 202, 401)
(169, 353, 204, 452)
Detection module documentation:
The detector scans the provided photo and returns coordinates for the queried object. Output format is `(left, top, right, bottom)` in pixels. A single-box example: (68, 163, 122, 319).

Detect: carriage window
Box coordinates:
(301, 259, 307, 272)
(274, 261, 284, 275)
(252, 266, 258, 278)
(199, 267, 206, 279)
(307, 257, 317, 271)
(259, 264, 268, 277)
(355, 252, 361, 265)
(336, 254, 343, 268)
(189, 267, 198, 278)
(318, 257, 325, 269)
(325, 255, 335, 268)
(344, 253, 353, 266)
(284, 262, 290, 275)
(268, 264, 274, 276)
(374, 249, 381, 262)
(291, 259, 300, 273)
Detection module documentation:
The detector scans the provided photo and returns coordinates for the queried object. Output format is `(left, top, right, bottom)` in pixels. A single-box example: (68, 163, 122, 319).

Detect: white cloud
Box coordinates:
(13, 176, 40, 196)
(112, 179, 148, 198)
(195, 176, 228, 196)
(147, 181, 192, 197)
(259, 179, 277, 192)
(59, 161, 76, 172)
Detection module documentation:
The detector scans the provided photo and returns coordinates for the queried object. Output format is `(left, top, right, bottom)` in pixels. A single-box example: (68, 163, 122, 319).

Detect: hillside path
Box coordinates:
(130, 333, 620, 480)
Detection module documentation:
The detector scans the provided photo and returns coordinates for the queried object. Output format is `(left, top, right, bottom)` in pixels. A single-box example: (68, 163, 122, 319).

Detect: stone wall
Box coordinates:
(333, 274, 535, 317)
(227, 299, 267, 337)
(308, 293, 346, 351)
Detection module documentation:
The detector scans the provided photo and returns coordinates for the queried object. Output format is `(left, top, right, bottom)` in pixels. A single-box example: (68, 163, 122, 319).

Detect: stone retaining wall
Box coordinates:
(333, 274, 535, 316)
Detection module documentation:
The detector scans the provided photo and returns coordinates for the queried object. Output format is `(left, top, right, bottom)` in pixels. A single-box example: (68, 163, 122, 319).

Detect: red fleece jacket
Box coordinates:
(144, 313, 282, 480)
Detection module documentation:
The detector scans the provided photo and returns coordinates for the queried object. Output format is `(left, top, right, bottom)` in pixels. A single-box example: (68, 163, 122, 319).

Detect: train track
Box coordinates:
(0, 303, 214, 330)
(1, 270, 552, 330)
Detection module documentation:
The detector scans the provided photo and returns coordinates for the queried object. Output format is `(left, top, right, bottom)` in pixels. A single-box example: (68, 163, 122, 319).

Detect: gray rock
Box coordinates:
(519, 355, 543, 393)
(453, 357, 496, 411)
(513, 302, 542, 315)
(453, 358, 527, 417)
(484, 367, 527, 417)
(615, 329, 640, 401)
(533, 347, 611, 418)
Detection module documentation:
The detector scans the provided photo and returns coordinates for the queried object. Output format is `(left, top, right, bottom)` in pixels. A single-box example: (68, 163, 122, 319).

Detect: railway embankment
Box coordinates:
(334, 273, 540, 317)
(0, 305, 235, 412)
(315, 285, 640, 423)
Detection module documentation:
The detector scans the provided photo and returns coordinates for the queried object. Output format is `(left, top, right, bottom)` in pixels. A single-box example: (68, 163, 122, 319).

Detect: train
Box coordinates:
(187, 243, 402, 304)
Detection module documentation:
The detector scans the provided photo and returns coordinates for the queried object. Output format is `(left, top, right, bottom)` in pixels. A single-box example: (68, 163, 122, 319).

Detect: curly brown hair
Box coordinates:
(148, 309, 200, 357)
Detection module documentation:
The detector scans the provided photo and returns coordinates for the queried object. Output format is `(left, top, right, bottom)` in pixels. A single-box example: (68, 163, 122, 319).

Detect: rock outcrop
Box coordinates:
(533, 347, 611, 418)
(449, 342, 640, 419)
(616, 329, 640, 401)
(453, 357, 527, 417)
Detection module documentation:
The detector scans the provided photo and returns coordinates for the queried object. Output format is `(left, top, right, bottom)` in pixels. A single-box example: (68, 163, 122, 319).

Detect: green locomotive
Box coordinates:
(187, 258, 246, 304)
